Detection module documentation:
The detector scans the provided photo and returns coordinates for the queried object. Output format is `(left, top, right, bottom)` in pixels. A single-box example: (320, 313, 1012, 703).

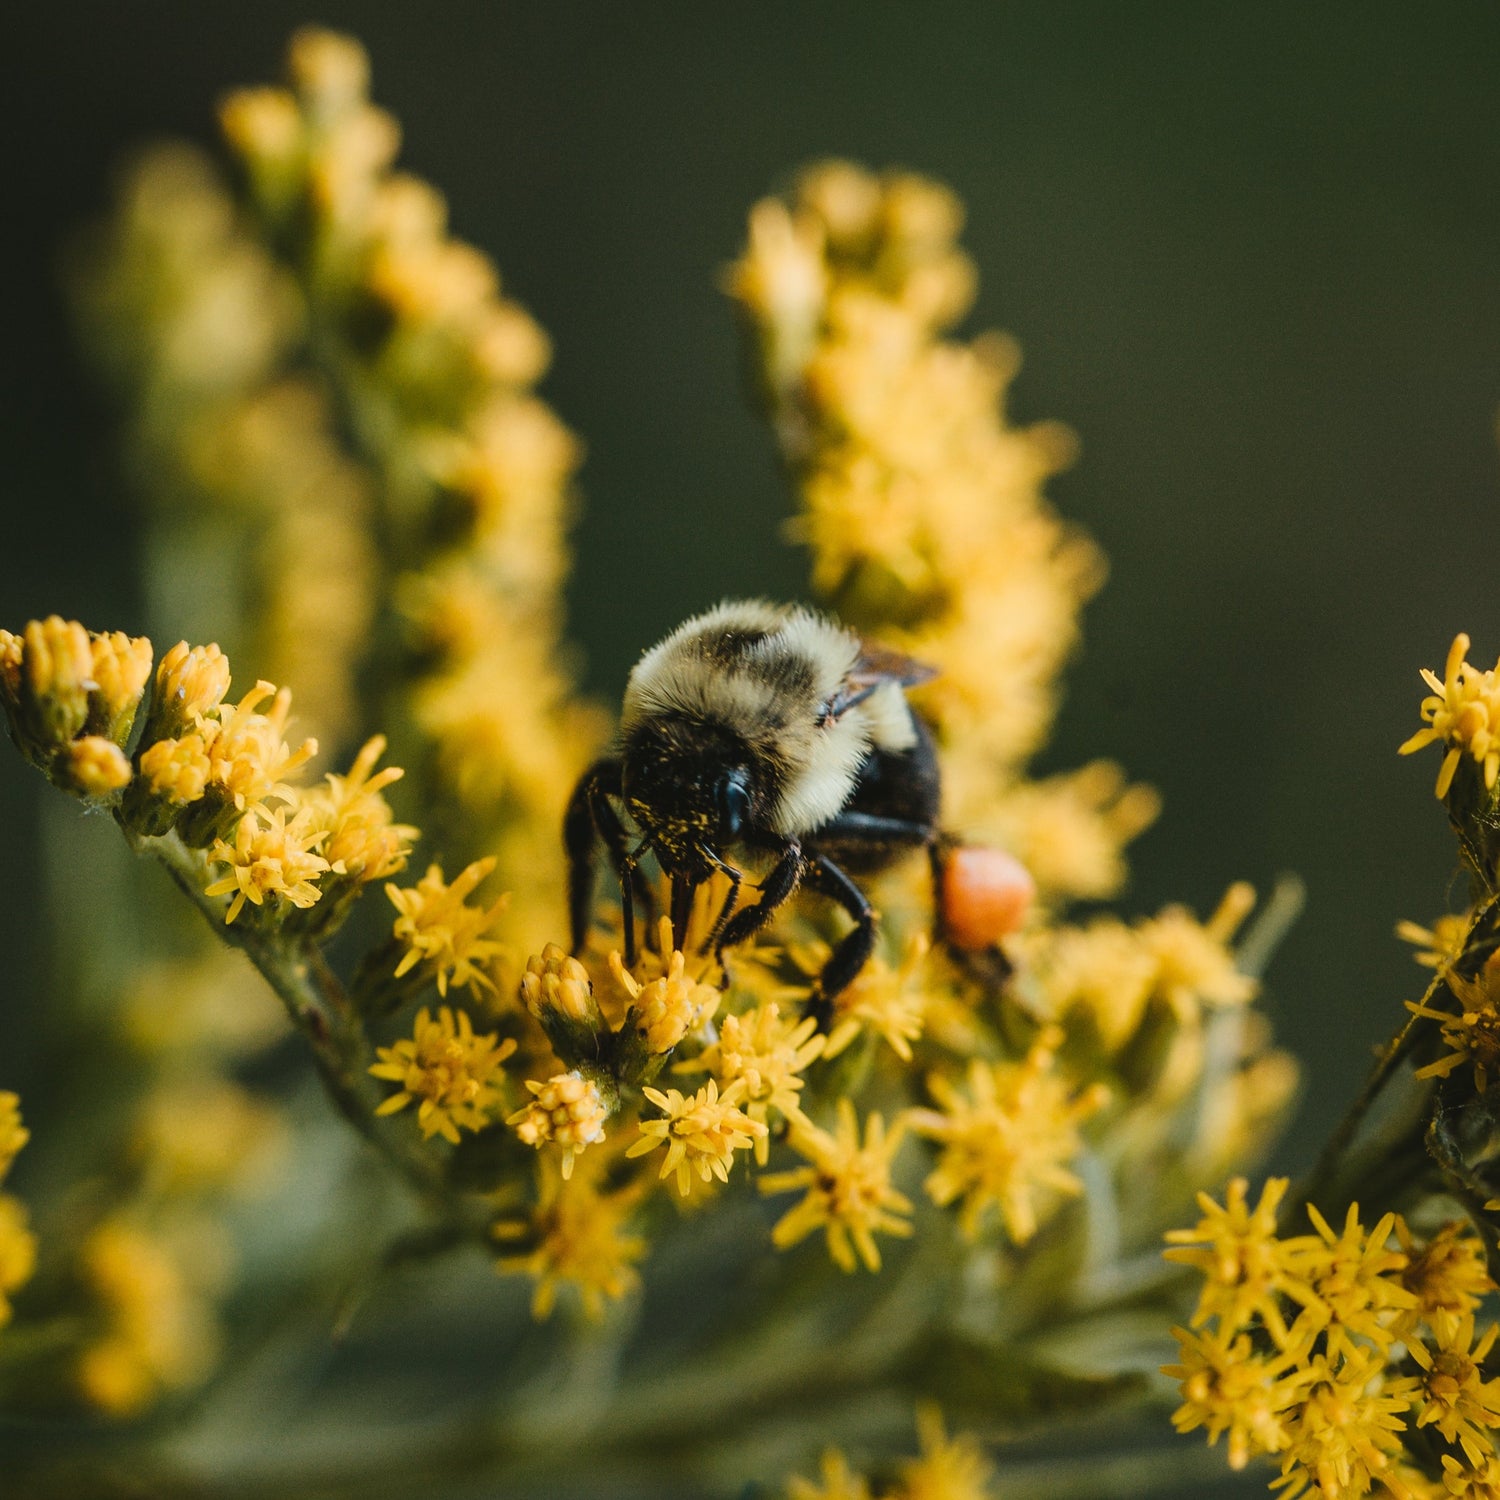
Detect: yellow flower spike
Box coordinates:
(625, 1079, 766, 1197)
(507, 1071, 608, 1178)
(205, 802, 332, 924)
(908, 1027, 1108, 1245)
(1163, 1178, 1320, 1347)
(1163, 1325, 1307, 1472)
(0, 1194, 38, 1328)
(1272, 1346, 1417, 1500)
(386, 858, 508, 997)
(369, 1004, 515, 1144)
(76, 1218, 223, 1415)
(688, 1001, 825, 1159)
(760, 1099, 913, 1274)
(1406, 1313, 1500, 1466)
(1400, 632, 1500, 798)
(0, 1093, 29, 1182)
(492, 1161, 645, 1322)
(60, 736, 133, 798)
(785, 1448, 873, 1500)
(610, 942, 721, 1055)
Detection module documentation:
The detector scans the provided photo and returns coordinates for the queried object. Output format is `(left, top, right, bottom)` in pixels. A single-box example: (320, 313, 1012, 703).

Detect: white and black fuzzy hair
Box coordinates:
(619, 599, 917, 837)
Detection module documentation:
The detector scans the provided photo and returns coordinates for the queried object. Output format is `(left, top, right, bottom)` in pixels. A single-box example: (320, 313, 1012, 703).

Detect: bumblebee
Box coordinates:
(564, 599, 943, 1007)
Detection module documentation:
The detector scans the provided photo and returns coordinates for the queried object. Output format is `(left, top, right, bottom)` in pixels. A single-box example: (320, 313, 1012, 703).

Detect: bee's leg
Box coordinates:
(669, 874, 696, 955)
(701, 849, 744, 956)
(714, 841, 804, 972)
(802, 853, 877, 1028)
(565, 758, 650, 958)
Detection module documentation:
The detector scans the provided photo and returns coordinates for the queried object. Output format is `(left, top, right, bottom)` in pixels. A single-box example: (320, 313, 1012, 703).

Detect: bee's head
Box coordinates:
(621, 718, 757, 878)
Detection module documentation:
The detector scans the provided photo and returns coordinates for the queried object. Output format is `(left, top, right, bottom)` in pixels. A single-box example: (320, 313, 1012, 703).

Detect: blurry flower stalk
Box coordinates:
(5, 25, 1470, 1500)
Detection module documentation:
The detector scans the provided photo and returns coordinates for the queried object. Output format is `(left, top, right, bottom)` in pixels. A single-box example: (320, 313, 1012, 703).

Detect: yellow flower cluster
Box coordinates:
(727, 161, 1155, 894)
(508, 1071, 610, 1179)
(491, 1161, 646, 1322)
(76, 1218, 225, 1417)
(387, 857, 508, 998)
(70, 146, 375, 750)
(217, 26, 598, 952)
(908, 1027, 1108, 1244)
(370, 1004, 517, 1144)
(1164, 1178, 1500, 1497)
(0, 618, 149, 797)
(627, 1079, 767, 1196)
(786, 1405, 996, 1500)
(0, 1092, 36, 1329)
(1400, 634, 1500, 799)
(1022, 884, 1258, 1056)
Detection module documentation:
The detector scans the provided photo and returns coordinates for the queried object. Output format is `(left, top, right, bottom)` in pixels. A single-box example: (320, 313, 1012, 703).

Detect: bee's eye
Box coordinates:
(716, 770, 751, 840)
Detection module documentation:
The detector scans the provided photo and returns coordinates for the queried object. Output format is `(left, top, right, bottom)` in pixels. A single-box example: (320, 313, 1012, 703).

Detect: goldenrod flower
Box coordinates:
(761, 1099, 912, 1273)
(909, 1028, 1107, 1244)
(301, 735, 416, 884)
(785, 1449, 873, 1500)
(86, 630, 153, 747)
(0, 1195, 37, 1327)
(1299, 1202, 1415, 1357)
(370, 1004, 515, 1144)
(130, 1077, 285, 1195)
(203, 680, 318, 814)
(1409, 956, 1500, 1092)
(1400, 633, 1500, 798)
(138, 733, 214, 807)
(1164, 1325, 1307, 1471)
(1024, 916, 1160, 1053)
(0, 1093, 28, 1181)
(690, 1001, 825, 1156)
(611, 944, 721, 1055)
(625, 1079, 766, 1196)
(205, 802, 332, 924)
(14, 615, 93, 747)
(1274, 1347, 1416, 1500)
(148, 642, 233, 741)
(508, 1071, 607, 1178)
(521, 943, 597, 1024)
(492, 1162, 645, 1321)
(77, 1218, 222, 1416)
(1137, 883, 1258, 1017)
(1439, 1451, 1500, 1499)
(1407, 1313, 1500, 1466)
(1164, 1178, 1317, 1347)
(1398, 913, 1472, 972)
(387, 857, 508, 997)
(1395, 1218, 1493, 1329)
(61, 735, 133, 797)
(898, 1403, 995, 1500)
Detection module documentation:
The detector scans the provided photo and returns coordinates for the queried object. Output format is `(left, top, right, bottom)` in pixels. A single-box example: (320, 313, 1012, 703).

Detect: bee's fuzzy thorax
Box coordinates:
(619, 600, 916, 837)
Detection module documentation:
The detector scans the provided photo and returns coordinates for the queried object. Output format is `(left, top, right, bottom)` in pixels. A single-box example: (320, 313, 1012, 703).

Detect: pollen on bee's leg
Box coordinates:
(938, 845, 1035, 952)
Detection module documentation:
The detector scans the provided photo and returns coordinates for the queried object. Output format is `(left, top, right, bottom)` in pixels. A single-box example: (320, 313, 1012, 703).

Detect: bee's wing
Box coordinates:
(821, 642, 938, 722)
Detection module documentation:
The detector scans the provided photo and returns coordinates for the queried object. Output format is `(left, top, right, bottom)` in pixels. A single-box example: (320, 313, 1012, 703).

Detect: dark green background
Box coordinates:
(2, 7, 1499, 1488)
